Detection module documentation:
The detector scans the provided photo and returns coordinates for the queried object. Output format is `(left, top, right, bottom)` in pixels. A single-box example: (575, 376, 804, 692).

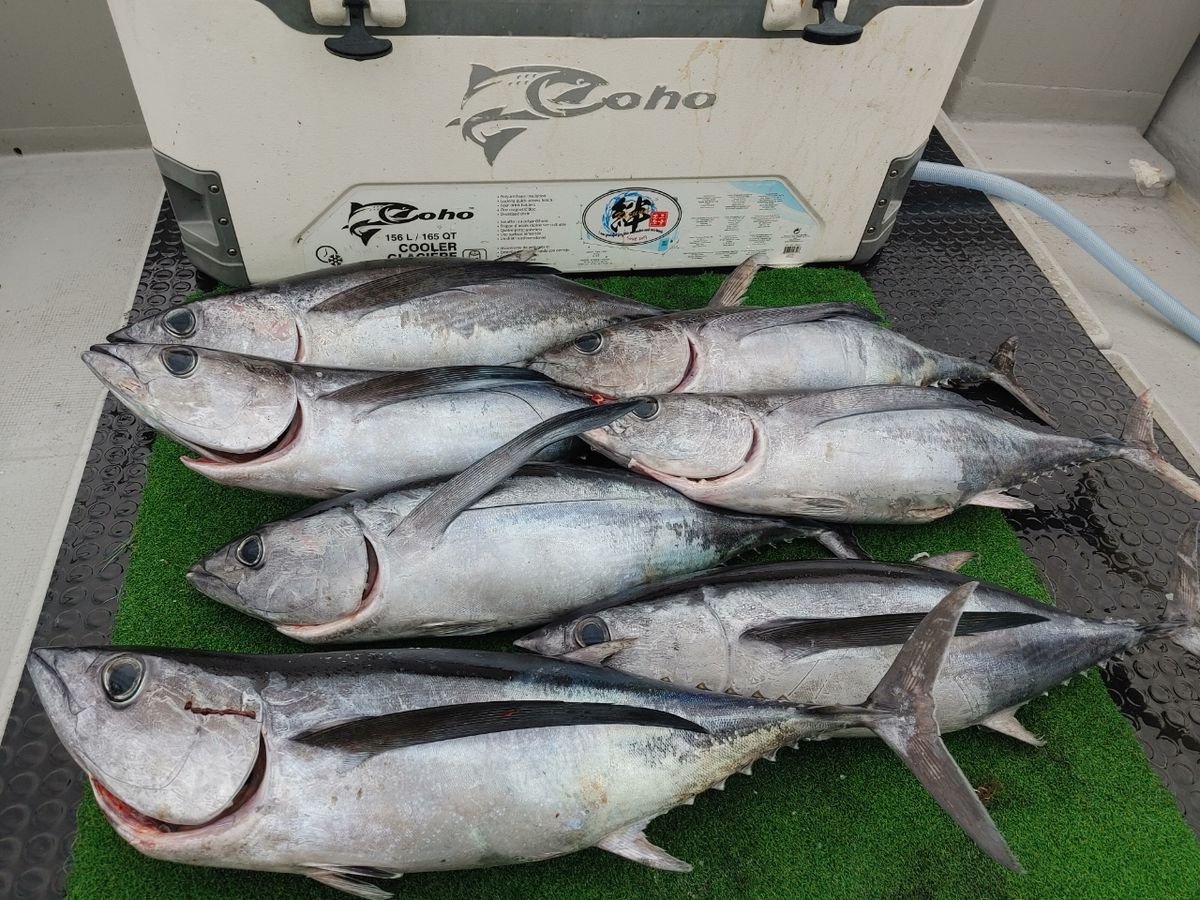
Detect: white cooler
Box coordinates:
(106, 0, 983, 284)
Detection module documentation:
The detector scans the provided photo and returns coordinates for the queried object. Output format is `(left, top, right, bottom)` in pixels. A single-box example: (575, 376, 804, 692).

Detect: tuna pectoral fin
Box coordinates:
(969, 489, 1034, 511)
(1111, 392, 1200, 505)
(917, 551, 977, 573)
(310, 258, 557, 315)
(308, 870, 397, 899)
(560, 638, 638, 665)
(707, 254, 763, 308)
(849, 582, 1022, 872)
(394, 400, 645, 542)
(598, 821, 693, 873)
(293, 700, 708, 759)
(986, 336, 1058, 428)
(1165, 521, 1200, 657)
(980, 708, 1045, 747)
(741, 610, 1047, 652)
(325, 365, 551, 414)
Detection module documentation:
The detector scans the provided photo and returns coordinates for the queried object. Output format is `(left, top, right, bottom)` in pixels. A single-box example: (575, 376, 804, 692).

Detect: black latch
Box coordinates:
(803, 0, 864, 44)
(325, 0, 393, 60)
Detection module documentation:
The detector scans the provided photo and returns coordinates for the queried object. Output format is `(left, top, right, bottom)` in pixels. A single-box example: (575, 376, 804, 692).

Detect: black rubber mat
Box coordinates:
(0, 199, 194, 900)
(2, 134, 1198, 900)
(863, 132, 1200, 823)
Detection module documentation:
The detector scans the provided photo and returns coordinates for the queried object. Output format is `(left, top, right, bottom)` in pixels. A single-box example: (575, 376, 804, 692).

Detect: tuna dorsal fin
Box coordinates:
(718, 302, 881, 329)
(598, 821, 693, 872)
(771, 384, 977, 425)
(979, 708, 1045, 747)
(310, 259, 558, 315)
(393, 400, 644, 540)
(707, 254, 764, 308)
(739, 610, 1049, 652)
(292, 700, 708, 759)
(321, 365, 551, 414)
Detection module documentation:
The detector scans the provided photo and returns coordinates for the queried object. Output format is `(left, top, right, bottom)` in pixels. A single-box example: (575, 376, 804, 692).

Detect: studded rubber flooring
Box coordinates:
(864, 133, 1200, 822)
(1, 135, 1198, 899)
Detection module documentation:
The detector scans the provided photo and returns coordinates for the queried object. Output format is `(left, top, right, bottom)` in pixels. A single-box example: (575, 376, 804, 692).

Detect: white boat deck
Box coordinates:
(0, 149, 161, 726)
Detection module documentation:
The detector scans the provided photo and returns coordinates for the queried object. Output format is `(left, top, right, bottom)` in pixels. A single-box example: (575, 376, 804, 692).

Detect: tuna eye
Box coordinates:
(101, 655, 144, 705)
(632, 398, 660, 420)
(574, 332, 603, 354)
(162, 306, 197, 338)
(235, 535, 264, 568)
(574, 617, 610, 647)
(160, 346, 197, 377)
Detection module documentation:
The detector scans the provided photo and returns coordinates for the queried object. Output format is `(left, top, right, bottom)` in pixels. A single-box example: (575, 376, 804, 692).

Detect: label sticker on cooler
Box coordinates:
(297, 177, 820, 272)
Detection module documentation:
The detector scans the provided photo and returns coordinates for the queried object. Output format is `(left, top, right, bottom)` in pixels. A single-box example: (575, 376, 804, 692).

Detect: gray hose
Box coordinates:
(912, 160, 1200, 345)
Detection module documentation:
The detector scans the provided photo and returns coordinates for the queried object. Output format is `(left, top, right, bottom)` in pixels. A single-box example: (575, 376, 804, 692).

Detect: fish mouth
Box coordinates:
(276, 533, 381, 640)
(185, 563, 242, 610)
(105, 325, 135, 343)
(91, 733, 266, 838)
(181, 403, 303, 469)
(82, 345, 143, 396)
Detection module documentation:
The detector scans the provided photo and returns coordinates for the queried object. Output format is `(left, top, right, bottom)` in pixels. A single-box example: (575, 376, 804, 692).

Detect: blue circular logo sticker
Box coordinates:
(584, 188, 682, 246)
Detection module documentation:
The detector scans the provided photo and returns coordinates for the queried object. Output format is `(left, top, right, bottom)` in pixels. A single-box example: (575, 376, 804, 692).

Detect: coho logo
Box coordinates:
(344, 201, 475, 246)
(448, 64, 717, 165)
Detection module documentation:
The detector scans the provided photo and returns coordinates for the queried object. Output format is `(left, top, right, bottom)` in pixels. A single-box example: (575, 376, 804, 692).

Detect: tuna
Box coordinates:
(81, 344, 590, 496)
(518, 522, 1200, 742)
(27, 584, 1020, 898)
(106, 256, 659, 371)
(579, 386, 1200, 524)
(529, 254, 1054, 427)
(188, 460, 862, 642)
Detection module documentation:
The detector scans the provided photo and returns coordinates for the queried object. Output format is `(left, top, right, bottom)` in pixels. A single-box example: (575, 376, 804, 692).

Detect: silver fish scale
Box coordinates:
(3, 128, 1200, 900)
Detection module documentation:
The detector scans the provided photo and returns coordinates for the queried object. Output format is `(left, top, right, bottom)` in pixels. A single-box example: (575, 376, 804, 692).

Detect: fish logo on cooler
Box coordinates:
(344, 201, 475, 247)
(449, 64, 717, 165)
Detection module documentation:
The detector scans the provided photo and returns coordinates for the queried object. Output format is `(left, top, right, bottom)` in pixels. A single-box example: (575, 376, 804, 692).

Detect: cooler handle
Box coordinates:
(803, 0, 863, 43)
(322, 0, 394, 60)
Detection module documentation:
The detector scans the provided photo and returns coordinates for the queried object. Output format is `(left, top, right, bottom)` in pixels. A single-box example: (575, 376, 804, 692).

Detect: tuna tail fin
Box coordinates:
(1164, 522, 1200, 657)
(1104, 392, 1200, 505)
(984, 337, 1058, 428)
(817, 581, 1022, 872)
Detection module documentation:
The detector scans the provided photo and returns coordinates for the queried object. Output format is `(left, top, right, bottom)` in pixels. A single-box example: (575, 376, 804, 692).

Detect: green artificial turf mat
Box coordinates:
(66, 267, 1200, 899)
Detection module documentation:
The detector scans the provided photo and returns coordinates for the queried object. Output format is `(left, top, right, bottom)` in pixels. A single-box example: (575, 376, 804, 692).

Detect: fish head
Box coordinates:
(82, 343, 298, 459)
(107, 293, 298, 361)
(27, 646, 265, 848)
(585, 394, 761, 483)
(528, 67, 608, 117)
(188, 508, 371, 629)
(516, 593, 728, 680)
(516, 607, 636, 662)
(530, 318, 692, 397)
